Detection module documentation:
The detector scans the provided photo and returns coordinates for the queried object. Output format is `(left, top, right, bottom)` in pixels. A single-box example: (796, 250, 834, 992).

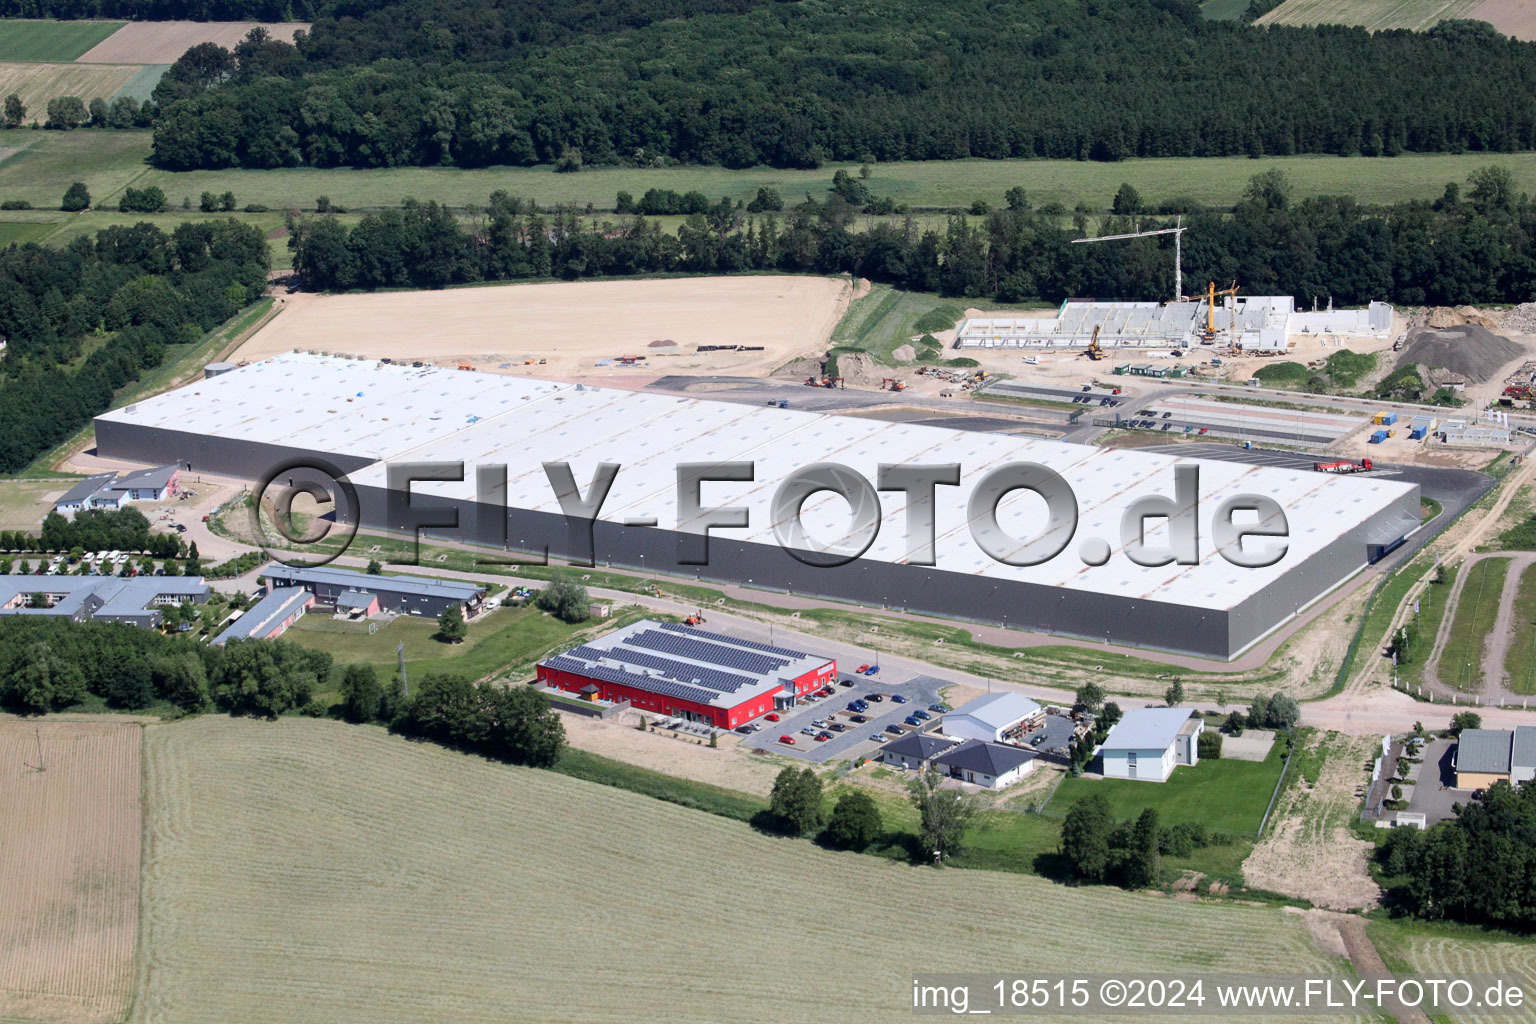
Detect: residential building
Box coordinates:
(1098, 707, 1203, 782)
(932, 740, 1037, 789)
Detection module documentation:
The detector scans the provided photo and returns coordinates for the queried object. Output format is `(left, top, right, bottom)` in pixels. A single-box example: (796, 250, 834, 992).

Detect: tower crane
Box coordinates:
(1070, 217, 1185, 302)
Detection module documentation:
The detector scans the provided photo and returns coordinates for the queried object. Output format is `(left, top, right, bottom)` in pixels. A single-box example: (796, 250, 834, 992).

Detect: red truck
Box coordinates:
(1314, 458, 1373, 474)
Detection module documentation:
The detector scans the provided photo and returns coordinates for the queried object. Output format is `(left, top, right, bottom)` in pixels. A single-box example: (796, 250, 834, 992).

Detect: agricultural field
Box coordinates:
(231, 275, 854, 377)
(0, 20, 123, 62)
(1370, 921, 1536, 1024)
(0, 62, 141, 118)
(1435, 556, 1511, 692)
(1257, 0, 1536, 38)
(1200, 0, 1252, 18)
(134, 715, 1360, 1023)
(0, 720, 140, 1024)
(75, 20, 308, 64)
(0, 477, 72, 529)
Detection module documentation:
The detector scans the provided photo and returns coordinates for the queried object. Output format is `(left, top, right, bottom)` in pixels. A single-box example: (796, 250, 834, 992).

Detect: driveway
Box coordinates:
(1398, 738, 1473, 826)
(740, 672, 948, 764)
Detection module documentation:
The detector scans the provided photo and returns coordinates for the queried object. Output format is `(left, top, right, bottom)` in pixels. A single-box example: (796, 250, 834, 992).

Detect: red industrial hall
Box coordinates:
(536, 620, 836, 729)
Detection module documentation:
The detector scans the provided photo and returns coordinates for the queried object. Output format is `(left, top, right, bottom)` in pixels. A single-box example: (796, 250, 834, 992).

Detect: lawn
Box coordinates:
(1047, 738, 1288, 836)
(1399, 562, 1456, 689)
(6, 131, 1536, 219)
(1502, 561, 1536, 695)
(1200, 0, 1251, 17)
(1436, 556, 1510, 692)
(281, 602, 610, 688)
(131, 715, 1353, 1023)
(0, 19, 124, 62)
(0, 477, 74, 529)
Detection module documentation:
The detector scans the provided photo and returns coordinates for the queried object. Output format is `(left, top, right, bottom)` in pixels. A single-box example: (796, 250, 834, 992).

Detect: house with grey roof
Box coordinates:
(261, 564, 486, 619)
(211, 587, 314, 646)
(878, 732, 959, 771)
(0, 575, 209, 628)
(941, 691, 1044, 743)
(1097, 707, 1203, 782)
(932, 739, 1037, 789)
(1454, 727, 1536, 789)
(53, 465, 180, 516)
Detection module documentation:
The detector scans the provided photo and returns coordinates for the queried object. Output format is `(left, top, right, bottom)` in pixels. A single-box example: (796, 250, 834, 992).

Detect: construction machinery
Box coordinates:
(882, 377, 907, 392)
(1070, 217, 1186, 301)
(1187, 280, 1239, 344)
(1083, 324, 1105, 361)
(683, 611, 707, 626)
(1314, 458, 1373, 473)
(803, 375, 846, 389)
(456, 360, 472, 371)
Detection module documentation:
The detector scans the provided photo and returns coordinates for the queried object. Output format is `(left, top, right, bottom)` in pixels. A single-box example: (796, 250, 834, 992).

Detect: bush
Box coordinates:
(61, 181, 89, 212)
(0, 199, 30, 210)
(535, 573, 590, 623)
(824, 789, 882, 850)
(1197, 730, 1222, 760)
(1224, 710, 1246, 735)
(119, 185, 167, 213)
(242, 203, 270, 213)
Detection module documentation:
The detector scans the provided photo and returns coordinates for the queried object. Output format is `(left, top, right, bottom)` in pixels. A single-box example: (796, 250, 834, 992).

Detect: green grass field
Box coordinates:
(1258, 0, 1483, 32)
(0, 19, 123, 62)
(1400, 563, 1456, 688)
(1047, 738, 1287, 836)
(4, 131, 1536, 228)
(1200, 0, 1252, 18)
(1502, 562, 1536, 695)
(0, 477, 73, 530)
(1437, 557, 1511, 692)
(281, 603, 611, 690)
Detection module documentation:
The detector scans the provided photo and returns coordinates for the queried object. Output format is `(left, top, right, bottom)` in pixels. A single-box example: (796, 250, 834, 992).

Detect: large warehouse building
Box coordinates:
(94, 353, 1422, 660)
(536, 619, 836, 727)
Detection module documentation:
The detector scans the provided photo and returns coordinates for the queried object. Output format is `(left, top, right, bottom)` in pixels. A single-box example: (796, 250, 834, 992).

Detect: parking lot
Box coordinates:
(738, 670, 950, 763)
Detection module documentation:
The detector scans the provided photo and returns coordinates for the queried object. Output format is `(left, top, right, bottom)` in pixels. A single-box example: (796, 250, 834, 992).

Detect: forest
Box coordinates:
(144, 0, 1536, 171)
(0, 218, 269, 474)
(288, 167, 1536, 310)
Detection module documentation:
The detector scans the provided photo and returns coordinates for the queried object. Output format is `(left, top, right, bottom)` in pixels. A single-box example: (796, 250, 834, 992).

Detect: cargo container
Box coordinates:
(1381, 412, 1398, 426)
(1369, 430, 1389, 444)
(1409, 425, 1427, 440)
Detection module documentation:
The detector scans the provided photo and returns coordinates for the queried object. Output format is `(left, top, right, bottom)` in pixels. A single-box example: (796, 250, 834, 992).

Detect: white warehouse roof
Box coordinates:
(947, 691, 1042, 730)
(96, 353, 1419, 617)
(1100, 707, 1199, 752)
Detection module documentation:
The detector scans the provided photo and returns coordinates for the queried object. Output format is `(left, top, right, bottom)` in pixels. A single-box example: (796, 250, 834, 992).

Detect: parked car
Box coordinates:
(1198, 426, 1209, 434)
(828, 722, 846, 732)
(850, 714, 867, 723)
(863, 665, 880, 675)
(904, 715, 922, 726)
(912, 710, 931, 721)
(838, 678, 855, 687)
(857, 664, 870, 673)
(847, 701, 866, 712)
(870, 733, 885, 742)
(764, 713, 780, 722)
(885, 724, 903, 735)
(173, 523, 187, 533)
(818, 687, 835, 697)
(779, 735, 796, 745)
(800, 727, 817, 737)
(891, 694, 908, 704)
(815, 731, 831, 742)
(1162, 411, 1173, 418)
(865, 694, 883, 702)
(928, 704, 947, 713)
(749, 722, 763, 732)
(734, 726, 753, 735)
(812, 719, 829, 729)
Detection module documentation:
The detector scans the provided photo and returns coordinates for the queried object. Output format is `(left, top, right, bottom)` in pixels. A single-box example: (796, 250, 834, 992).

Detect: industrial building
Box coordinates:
(941, 692, 1044, 743)
(53, 465, 180, 515)
(535, 619, 836, 728)
(1097, 707, 1203, 782)
(93, 353, 1423, 660)
(1440, 417, 1512, 449)
(0, 576, 209, 627)
(1453, 727, 1536, 789)
(957, 297, 1392, 353)
(211, 587, 314, 645)
(260, 564, 487, 619)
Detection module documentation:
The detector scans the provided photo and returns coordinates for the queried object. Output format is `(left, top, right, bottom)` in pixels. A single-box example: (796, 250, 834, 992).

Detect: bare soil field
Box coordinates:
(76, 21, 308, 64)
(235, 276, 853, 380)
(558, 711, 788, 797)
(1471, 0, 1536, 39)
(1242, 732, 1380, 911)
(0, 719, 140, 1024)
(1258, 0, 1487, 33)
(0, 62, 140, 117)
(135, 715, 1358, 1024)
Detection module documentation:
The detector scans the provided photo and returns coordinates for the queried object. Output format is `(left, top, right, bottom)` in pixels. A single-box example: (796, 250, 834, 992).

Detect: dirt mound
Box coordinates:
(646, 339, 677, 349)
(835, 350, 884, 388)
(1423, 306, 1500, 329)
(891, 343, 916, 362)
(1393, 325, 1525, 383)
(773, 357, 820, 380)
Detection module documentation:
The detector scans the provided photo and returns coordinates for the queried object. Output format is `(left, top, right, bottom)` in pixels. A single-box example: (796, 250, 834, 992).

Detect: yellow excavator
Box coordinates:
(1084, 324, 1105, 361)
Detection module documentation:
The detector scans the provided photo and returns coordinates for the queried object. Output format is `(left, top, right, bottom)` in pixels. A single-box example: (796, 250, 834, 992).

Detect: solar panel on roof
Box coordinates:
(568, 643, 754, 692)
(627, 629, 789, 675)
(655, 621, 806, 660)
(545, 655, 720, 705)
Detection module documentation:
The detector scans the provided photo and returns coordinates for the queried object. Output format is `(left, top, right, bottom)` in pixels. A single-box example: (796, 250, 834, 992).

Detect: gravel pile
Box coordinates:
(1502, 303, 1536, 334)
(1392, 325, 1525, 383)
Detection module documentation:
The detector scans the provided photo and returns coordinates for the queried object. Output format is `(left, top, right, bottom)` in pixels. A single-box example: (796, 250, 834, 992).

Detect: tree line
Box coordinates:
(288, 167, 1536, 312)
(0, 218, 269, 474)
(140, 0, 1536, 171)
(0, 615, 569, 768)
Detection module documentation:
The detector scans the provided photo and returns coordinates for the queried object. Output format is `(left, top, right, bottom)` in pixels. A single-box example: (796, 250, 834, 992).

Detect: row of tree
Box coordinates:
(2, 94, 156, 130)
(144, 1, 1536, 171)
(1061, 796, 1226, 888)
(767, 764, 975, 861)
(35, 508, 181, 558)
(287, 167, 1536, 310)
(0, 217, 269, 473)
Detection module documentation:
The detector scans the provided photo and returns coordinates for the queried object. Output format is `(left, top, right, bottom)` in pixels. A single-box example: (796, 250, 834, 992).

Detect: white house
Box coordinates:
(878, 732, 959, 771)
(53, 465, 180, 516)
(941, 691, 1043, 743)
(932, 740, 1037, 789)
(1097, 707, 1203, 782)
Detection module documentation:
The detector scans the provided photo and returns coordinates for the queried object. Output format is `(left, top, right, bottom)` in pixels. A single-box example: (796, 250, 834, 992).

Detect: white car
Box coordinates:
(113, 552, 129, 565)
